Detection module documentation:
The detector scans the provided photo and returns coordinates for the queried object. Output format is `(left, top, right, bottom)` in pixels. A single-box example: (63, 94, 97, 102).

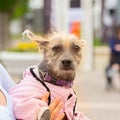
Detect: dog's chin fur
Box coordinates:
(53, 69, 75, 81)
(39, 61, 75, 82)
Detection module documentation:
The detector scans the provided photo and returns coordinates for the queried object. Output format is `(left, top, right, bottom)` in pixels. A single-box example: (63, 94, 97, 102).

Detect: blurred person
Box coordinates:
(102, 0, 117, 43)
(0, 64, 65, 120)
(105, 26, 120, 91)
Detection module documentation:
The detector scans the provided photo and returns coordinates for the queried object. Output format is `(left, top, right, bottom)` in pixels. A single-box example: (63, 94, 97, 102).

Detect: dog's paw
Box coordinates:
(38, 107, 50, 120)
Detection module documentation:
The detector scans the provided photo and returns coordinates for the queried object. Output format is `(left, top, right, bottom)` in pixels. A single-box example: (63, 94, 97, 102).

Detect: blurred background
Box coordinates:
(0, 0, 120, 120)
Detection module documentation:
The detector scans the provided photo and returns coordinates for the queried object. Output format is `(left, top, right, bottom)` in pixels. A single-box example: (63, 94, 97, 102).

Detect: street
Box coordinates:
(73, 47, 120, 120)
(74, 70, 120, 120)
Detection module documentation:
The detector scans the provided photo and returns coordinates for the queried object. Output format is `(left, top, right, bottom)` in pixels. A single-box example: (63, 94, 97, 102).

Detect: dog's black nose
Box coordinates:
(62, 60, 72, 66)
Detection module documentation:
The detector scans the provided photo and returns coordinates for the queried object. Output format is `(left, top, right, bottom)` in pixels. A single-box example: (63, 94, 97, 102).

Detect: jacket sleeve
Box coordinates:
(9, 75, 50, 120)
(13, 97, 49, 120)
(64, 90, 90, 120)
(73, 111, 90, 120)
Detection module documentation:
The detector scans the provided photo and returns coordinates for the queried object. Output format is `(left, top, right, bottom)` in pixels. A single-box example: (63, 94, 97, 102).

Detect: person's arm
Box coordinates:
(0, 90, 15, 120)
(109, 38, 120, 52)
(109, 38, 115, 51)
(0, 64, 15, 91)
(114, 44, 120, 52)
(0, 91, 11, 120)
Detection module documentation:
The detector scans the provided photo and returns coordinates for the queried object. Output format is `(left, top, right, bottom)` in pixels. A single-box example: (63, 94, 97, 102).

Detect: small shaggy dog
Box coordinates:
(9, 30, 89, 120)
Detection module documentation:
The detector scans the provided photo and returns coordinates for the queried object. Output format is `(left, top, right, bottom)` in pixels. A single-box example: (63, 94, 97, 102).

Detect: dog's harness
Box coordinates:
(38, 66, 73, 87)
(30, 67, 77, 119)
(30, 68, 51, 105)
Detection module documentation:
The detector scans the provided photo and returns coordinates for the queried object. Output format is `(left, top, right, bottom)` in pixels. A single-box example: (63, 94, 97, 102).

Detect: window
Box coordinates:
(70, 0, 81, 8)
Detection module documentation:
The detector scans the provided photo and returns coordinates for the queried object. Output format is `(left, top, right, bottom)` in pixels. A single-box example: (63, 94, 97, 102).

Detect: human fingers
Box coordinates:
(49, 97, 61, 113)
(50, 101, 64, 120)
(41, 92, 50, 102)
(55, 113, 65, 120)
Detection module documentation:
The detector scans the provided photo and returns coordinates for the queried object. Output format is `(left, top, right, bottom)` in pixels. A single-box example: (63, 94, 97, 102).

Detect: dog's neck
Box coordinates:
(38, 61, 48, 73)
(38, 61, 73, 87)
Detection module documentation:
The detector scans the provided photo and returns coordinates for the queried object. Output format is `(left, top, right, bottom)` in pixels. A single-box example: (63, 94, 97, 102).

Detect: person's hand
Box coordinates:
(0, 90, 6, 106)
(114, 44, 120, 51)
(112, 64, 119, 71)
(41, 92, 65, 120)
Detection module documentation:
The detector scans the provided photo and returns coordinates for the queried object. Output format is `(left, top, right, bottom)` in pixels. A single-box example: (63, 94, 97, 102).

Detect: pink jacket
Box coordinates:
(9, 65, 89, 120)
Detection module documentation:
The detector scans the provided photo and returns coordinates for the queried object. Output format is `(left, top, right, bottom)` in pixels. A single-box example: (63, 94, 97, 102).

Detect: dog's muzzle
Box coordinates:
(61, 59, 73, 70)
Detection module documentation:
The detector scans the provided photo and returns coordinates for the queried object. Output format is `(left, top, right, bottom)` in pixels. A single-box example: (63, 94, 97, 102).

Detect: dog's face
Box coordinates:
(23, 30, 84, 81)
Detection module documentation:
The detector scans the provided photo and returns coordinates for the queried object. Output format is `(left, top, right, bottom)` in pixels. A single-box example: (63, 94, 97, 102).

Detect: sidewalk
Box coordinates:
(73, 47, 120, 120)
(74, 70, 120, 120)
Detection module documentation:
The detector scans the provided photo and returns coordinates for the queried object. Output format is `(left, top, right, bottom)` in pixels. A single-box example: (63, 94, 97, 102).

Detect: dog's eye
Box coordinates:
(73, 45, 80, 52)
(52, 45, 61, 52)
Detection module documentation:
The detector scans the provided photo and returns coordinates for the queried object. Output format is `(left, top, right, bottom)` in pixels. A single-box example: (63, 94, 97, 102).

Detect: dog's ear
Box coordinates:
(22, 30, 49, 46)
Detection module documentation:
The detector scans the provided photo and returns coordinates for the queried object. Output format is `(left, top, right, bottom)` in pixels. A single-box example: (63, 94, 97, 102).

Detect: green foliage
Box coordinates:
(94, 37, 107, 46)
(0, 0, 17, 13)
(0, 0, 29, 18)
(12, 0, 29, 19)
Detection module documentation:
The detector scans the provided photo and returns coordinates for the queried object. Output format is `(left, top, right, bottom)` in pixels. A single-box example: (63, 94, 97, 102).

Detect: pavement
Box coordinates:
(74, 70, 120, 120)
(73, 47, 120, 120)
(9, 47, 120, 120)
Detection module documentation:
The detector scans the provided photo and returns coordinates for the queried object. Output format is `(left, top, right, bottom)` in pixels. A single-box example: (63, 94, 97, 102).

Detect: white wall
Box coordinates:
(81, 0, 94, 71)
(51, 0, 70, 32)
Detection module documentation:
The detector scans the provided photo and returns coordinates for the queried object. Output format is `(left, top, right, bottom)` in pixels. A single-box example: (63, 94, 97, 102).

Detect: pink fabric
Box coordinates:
(9, 66, 90, 120)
